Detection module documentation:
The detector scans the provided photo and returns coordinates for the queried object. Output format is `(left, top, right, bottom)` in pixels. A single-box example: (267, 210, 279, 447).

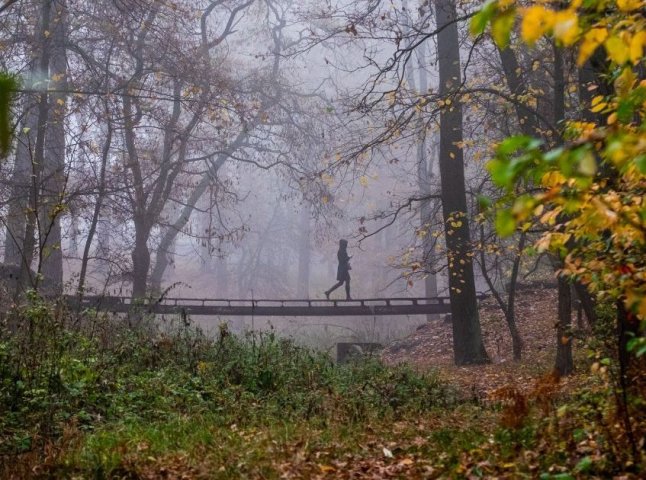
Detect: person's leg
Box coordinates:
(345, 279, 351, 300)
(325, 281, 343, 299)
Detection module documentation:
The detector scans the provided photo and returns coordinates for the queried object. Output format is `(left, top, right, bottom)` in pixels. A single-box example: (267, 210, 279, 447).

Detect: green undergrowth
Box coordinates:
(0, 295, 643, 478)
(0, 296, 459, 476)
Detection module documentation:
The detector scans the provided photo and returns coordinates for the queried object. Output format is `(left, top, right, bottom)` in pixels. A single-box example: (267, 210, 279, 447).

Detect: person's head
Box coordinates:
(339, 239, 348, 249)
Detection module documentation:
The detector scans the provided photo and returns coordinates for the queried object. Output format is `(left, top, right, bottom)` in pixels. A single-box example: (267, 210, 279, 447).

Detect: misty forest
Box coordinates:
(0, 0, 644, 478)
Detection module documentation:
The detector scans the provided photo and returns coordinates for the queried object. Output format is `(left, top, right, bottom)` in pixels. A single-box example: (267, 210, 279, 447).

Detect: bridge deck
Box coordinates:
(67, 296, 456, 316)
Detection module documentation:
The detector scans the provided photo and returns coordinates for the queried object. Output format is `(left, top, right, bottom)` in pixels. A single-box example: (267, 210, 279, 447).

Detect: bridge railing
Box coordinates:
(64, 294, 488, 316)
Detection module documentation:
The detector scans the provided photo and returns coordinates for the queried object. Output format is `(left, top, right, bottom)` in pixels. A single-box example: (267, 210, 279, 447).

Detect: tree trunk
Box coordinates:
(616, 300, 639, 461)
(297, 203, 311, 298)
(402, 3, 439, 314)
(573, 281, 597, 325)
(506, 311, 523, 361)
(415, 46, 440, 318)
(131, 223, 151, 299)
(419, 134, 440, 318)
(497, 44, 540, 136)
(5, 1, 53, 291)
(19, 0, 54, 294)
(435, 0, 489, 365)
(149, 132, 249, 291)
(39, 0, 68, 295)
(4, 88, 38, 267)
(78, 103, 112, 296)
(506, 232, 525, 360)
(579, 48, 613, 120)
(148, 12, 285, 290)
(555, 275, 573, 376)
(478, 226, 525, 360)
(552, 42, 574, 376)
(553, 43, 565, 128)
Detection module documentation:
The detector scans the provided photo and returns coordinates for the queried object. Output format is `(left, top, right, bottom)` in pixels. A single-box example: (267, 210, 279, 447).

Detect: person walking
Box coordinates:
(325, 239, 352, 300)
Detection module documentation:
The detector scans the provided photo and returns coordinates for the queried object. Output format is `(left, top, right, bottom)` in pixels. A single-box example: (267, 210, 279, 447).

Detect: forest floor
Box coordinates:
(382, 285, 575, 397)
(2, 286, 643, 479)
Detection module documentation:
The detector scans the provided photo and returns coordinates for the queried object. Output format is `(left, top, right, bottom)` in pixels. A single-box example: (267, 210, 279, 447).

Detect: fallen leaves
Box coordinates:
(382, 286, 561, 398)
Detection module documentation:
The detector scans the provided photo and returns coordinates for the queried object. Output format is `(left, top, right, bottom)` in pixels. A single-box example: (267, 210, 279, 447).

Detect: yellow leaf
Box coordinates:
(541, 171, 566, 187)
(56, 98, 65, 106)
(319, 464, 336, 473)
(629, 31, 646, 65)
(605, 36, 629, 64)
(615, 67, 635, 96)
(535, 233, 552, 253)
(540, 209, 560, 225)
(579, 153, 597, 176)
(590, 101, 607, 113)
(625, 291, 646, 320)
(359, 175, 369, 187)
(521, 6, 554, 45)
(553, 10, 579, 46)
(590, 95, 604, 107)
(616, 0, 644, 12)
(577, 28, 608, 66)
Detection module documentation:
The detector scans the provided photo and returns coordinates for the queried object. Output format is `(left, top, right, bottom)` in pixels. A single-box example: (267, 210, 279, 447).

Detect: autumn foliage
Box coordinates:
(473, 0, 646, 354)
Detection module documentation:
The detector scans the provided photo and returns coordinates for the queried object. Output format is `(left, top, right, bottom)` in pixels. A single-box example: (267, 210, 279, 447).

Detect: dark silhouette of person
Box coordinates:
(325, 239, 352, 300)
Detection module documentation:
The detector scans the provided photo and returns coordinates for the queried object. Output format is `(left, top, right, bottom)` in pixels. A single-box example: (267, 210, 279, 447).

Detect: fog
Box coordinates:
(1, 0, 508, 351)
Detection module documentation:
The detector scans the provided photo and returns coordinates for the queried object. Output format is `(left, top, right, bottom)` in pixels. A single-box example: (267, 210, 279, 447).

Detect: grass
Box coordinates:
(0, 295, 643, 478)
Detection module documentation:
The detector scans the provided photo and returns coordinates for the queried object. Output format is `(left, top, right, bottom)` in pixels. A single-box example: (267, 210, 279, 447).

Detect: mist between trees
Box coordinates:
(0, 0, 638, 370)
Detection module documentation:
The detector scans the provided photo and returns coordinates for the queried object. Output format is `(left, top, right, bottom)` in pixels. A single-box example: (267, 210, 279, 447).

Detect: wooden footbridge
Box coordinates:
(67, 295, 459, 317)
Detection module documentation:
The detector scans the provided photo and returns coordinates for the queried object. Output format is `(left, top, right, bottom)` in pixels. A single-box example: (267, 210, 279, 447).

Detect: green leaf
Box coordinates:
(616, 98, 634, 123)
(495, 209, 516, 237)
(497, 135, 533, 156)
(0, 73, 18, 158)
(540, 474, 576, 480)
(477, 195, 492, 212)
(470, 0, 497, 36)
(626, 337, 646, 357)
(487, 158, 514, 187)
(635, 154, 646, 174)
(572, 428, 586, 442)
(544, 147, 564, 163)
(574, 456, 593, 473)
(492, 9, 515, 49)
(512, 195, 536, 217)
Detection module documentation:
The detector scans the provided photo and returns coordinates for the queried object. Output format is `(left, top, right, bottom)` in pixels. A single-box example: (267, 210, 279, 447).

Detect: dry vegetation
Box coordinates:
(383, 287, 567, 395)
